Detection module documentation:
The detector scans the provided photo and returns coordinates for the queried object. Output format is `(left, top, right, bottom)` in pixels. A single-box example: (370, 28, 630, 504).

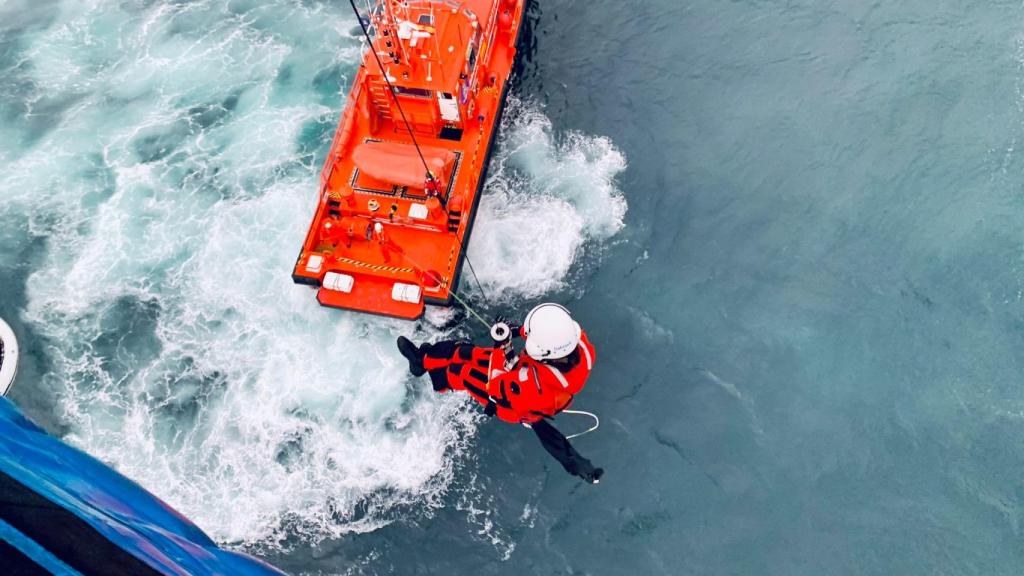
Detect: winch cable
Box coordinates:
(395, 248, 492, 330)
(561, 409, 600, 440)
(463, 253, 489, 301)
(349, 0, 438, 187)
(445, 285, 492, 330)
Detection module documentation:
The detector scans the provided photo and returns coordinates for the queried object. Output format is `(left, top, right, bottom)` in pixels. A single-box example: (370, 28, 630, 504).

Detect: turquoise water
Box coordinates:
(3, 0, 1024, 574)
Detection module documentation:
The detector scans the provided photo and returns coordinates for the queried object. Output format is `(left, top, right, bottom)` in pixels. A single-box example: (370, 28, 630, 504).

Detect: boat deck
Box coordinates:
(292, 0, 525, 319)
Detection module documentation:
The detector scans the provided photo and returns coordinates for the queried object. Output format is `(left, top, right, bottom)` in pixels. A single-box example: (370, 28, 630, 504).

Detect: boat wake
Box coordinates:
(471, 97, 629, 300)
(0, 0, 627, 550)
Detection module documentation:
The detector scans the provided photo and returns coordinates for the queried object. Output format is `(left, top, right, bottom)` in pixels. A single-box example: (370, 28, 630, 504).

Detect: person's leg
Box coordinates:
(531, 419, 604, 484)
(397, 336, 427, 376)
(397, 338, 475, 391)
(419, 340, 470, 368)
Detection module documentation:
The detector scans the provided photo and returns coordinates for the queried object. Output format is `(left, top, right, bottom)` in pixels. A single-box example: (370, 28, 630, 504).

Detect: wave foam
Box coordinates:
(470, 98, 628, 299)
(3, 0, 628, 548)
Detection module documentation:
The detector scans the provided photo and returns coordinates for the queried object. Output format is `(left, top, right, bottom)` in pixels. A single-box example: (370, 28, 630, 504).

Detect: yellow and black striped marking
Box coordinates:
(335, 256, 415, 275)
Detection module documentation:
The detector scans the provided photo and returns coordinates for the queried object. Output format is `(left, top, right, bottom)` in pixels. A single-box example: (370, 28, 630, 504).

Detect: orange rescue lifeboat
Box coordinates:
(292, 0, 527, 319)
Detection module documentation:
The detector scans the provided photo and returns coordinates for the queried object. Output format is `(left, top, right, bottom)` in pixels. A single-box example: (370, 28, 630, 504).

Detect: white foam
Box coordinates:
(6, 0, 628, 549)
(469, 97, 628, 300)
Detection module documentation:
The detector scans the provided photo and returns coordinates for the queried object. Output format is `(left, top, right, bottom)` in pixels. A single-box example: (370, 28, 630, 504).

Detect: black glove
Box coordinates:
(492, 315, 522, 339)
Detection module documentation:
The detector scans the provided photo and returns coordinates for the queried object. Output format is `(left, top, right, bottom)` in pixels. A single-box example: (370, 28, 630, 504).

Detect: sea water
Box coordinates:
(0, 0, 625, 560)
(3, 0, 1024, 575)
(0, 0, 622, 549)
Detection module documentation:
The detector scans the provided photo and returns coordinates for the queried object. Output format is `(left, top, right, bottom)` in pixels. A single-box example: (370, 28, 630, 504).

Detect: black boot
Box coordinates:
(582, 467, 604, 485)
(396, 336, 426, 377)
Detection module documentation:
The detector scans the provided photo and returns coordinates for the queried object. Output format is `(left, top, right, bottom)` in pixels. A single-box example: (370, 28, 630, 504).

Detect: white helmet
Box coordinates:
(523, 303, 581, 360)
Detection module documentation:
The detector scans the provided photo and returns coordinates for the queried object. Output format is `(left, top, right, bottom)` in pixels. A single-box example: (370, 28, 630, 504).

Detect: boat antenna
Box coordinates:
(348, 0, 438, 188)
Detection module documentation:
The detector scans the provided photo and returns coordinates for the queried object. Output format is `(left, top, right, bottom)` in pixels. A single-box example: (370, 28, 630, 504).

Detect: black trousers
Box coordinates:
(531, 419, 602, 482)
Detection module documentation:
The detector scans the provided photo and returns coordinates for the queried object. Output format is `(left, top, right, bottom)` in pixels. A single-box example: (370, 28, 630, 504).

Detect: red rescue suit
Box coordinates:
(422, 331, 596, 424)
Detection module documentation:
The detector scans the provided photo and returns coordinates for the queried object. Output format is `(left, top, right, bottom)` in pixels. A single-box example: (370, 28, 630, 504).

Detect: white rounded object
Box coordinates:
(523, 303, 581, 360)
(0, 318, 19, 396)
(490, 322, 511, 342)
(391, 283, 421, 304)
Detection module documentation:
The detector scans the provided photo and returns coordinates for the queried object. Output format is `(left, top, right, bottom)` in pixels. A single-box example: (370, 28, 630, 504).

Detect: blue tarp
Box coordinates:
(0, 397, 286, 575)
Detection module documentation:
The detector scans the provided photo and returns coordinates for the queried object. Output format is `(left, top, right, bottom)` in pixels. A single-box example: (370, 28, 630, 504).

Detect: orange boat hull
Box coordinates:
(292, 0, 527, 319)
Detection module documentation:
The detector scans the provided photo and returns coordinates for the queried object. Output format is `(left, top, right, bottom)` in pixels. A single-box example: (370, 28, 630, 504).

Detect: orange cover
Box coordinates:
(353, 142, 456, 189)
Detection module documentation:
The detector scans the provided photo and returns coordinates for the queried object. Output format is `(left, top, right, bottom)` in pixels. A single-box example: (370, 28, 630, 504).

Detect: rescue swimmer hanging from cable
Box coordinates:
(397, 303, 604, 484)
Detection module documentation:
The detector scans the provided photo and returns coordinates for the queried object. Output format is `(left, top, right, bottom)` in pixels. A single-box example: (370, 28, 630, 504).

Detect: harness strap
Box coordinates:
(462, 379, 511, 409)
(540, 363, 570, 389)
(581, 343, 593, 370)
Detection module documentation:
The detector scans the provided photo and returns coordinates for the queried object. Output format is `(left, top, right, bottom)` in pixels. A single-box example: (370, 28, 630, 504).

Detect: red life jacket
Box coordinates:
(485, 331, 595, 423)
(422, 332, 596, 424)
(511, 331, 594, 417)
